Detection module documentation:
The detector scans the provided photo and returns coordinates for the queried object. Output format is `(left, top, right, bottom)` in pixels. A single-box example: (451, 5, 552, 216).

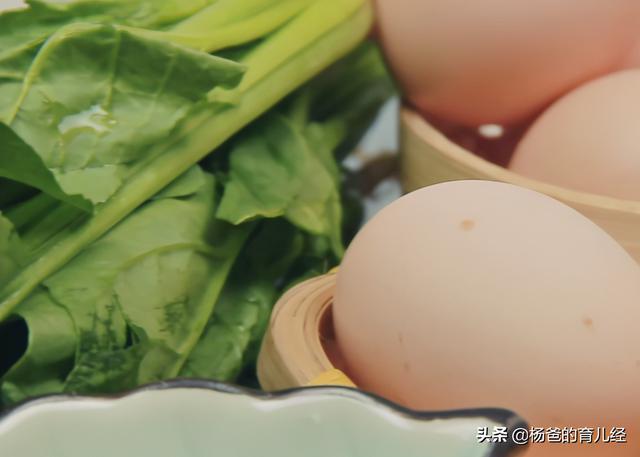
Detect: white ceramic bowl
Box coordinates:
(0, 380, 526, 457)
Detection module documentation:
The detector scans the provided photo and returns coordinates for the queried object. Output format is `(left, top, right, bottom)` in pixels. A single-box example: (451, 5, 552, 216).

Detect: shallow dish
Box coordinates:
(0, 379, 525, 457)
(399, 107, 640, 263)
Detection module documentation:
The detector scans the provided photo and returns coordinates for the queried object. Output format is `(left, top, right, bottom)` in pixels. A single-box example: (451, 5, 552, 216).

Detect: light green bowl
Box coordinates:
(0, 381, 525, 457)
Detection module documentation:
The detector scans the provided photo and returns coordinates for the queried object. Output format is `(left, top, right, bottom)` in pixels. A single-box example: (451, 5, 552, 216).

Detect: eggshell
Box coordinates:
(333, 180, 640, 457)
(511, 70, 640, 201)
(375, 0, 640, 126)
(622, 41, 640, 69)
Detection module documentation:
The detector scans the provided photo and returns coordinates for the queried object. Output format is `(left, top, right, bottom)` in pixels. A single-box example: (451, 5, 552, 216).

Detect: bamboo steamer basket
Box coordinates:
(399, 107, 640, 263)
(258, 271, 356, 390)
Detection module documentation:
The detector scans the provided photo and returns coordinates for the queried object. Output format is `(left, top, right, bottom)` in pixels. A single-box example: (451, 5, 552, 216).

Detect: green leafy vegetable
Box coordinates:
(3, 23, 244, 207)
(0, 0, 394, 405)
(0, 0, 373, 322)
(0, 0, 220, 119)
(217, 113, 343, 257)
(216, 42, 395, 258)
(2, 169, 251, 402)
(0, 179, 34, 208)
(180, 273, 276, 382)
(304, 42, 396, 158)
(0, 124, 92, 210)
(0, 214, 24, 288)
(0, 291, 76, 403)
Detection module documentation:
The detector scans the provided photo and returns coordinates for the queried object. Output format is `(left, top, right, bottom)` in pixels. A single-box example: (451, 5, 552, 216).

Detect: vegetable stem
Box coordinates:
(165, 0, 316, 52)
(4, 193, 54, 231)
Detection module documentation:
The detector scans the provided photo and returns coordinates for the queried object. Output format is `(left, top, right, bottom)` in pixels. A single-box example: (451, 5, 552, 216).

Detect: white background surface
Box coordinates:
(0, 0, 25, 11)
(356, 99, 402, 220)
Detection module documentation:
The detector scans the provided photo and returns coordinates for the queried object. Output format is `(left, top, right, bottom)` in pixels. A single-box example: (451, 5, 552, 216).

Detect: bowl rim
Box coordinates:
(400, 107, 640, 214)
(0, 378, 527, 457)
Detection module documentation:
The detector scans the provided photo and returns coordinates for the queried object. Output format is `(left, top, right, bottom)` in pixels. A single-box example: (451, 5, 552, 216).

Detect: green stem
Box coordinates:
(21, 205, 85, 261)
(165, 0, 315, 52)
(0, 0, 372, 321)
(3, 193, 55, 232)
(3, 194, 85, 259)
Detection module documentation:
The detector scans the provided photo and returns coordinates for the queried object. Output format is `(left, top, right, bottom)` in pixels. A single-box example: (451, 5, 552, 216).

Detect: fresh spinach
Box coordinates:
(0, 0, 393, 404)
(0, 0, 373, 321)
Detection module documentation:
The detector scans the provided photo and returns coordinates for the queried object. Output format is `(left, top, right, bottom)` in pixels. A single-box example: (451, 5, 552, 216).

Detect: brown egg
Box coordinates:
(375, 0, 640, 126)
(511, 70, 640, 201)
(622, 41, 640, 69)
(334, 180, 640, 457)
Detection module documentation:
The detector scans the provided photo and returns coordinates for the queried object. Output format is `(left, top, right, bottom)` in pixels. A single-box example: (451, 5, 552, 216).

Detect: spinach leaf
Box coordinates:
(0, 0, 372, 323)
(2, 23, 243, 206)
(217, 113, 344, 257)
(241, 219, 305, 284)
(1, 169, 250, 401)
(0, 0, 219, 118)
(151, 165, 206, 201)
(0, 213, 25, 288)
(0, 124, 91, 210)
(303, 41, 396, 158)
(216, 42, 395, 260)
(0, 179, 36, 210)
(0, 3, 387, 404)
(0, 213, 75, 406)
(1, 290, 76, 405)
(180, 276, 276, 382)
(180, 218, 306, 383)
(3, 195, 86, 268)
